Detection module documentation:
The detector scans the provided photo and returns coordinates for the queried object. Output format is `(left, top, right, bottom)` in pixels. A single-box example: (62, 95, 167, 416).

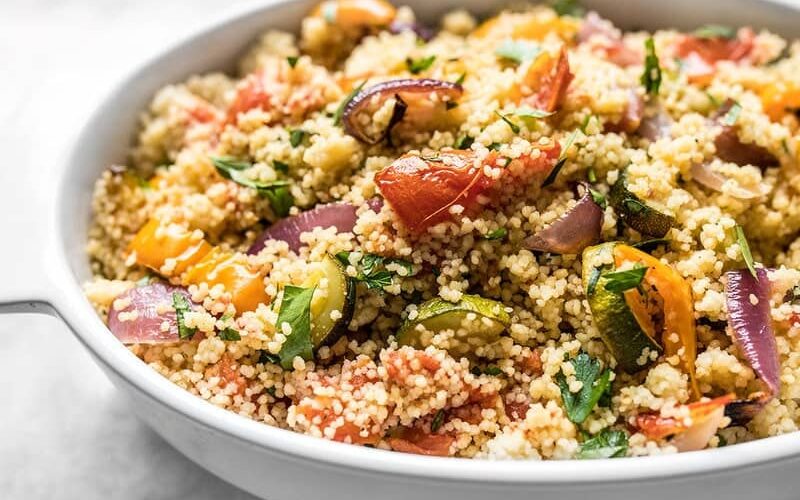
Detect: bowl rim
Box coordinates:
(54, 0, 800, 484)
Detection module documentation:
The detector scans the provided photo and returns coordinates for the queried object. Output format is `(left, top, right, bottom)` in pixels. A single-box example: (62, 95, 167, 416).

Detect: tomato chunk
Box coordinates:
(675, 28, 754, 84)
(519, 47, 574, 112)
(635, 394, 734, 440)
(387, 427, 454, 456)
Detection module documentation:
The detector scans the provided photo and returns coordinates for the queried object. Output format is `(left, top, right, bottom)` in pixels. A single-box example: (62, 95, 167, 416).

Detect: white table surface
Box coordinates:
(0, 1, 259, 498)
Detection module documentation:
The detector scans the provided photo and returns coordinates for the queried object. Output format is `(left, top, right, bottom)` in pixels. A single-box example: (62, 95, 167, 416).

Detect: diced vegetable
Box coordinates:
(515, 47, 573, 112)
(387, 427, 454, 456)
(472, 11, 578, 42)
(396, 294, 511, 357)
(675, 28, 754, 84)
(637, 109, 672, 141)
(312, 0, 396, 29)
(635, 394, 734, 451)
(690, 161, 767, 199)
(388, 20, 434, 41)
(724, 391, 772, 426)
(724, 268, 781, 395)
(759, 81, 800, 122)
(128, 219, 212, 277)
(524, 182, 603, 254)
(301, 255, 356, 348)
(609, 169, 676, 238)
(107, 283, 193, 344)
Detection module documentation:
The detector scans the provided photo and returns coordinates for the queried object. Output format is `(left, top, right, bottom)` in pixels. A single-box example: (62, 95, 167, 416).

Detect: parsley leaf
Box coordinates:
(333, 80, 366, 126)
(495, 39, 541, 64)
(289, 129, 307, 148)
(406, 55, 436, 74)
(693, 24, 736, 40)
(287, 56, 299, 68)
(735, 224, 758, 279)
(577, 428, 629, 459)
(219, 327, 241, 341)
(454, 72, 466, 85)
(589, 187, 607, 209)
(211, 157, 294, 217)
(641, 37, 662, 96)
(495, 110, 520, 134)
(276, 285, 316, 369)
(556, 353, 612, 424)
(273, 160, 289, 174)
(431, 409, 445, 432)
(335, 252, 414, 290)
(587, 167, 597, 183)
(722, 101, 742, 126)
(172, 292, 197, 340)
(485, 227, 508, 240)
(603, 264, 648, 293)
(515, 106, 555, 120)
(454, 135, 474, 149)
(264, 186, 294, 217)
(550, 0, 584, 17)
(258, 350, 281, 365)
(542, 130, 579, 187)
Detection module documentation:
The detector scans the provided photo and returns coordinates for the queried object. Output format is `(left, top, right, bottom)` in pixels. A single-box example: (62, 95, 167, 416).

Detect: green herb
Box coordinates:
(586, 267, 602, 296)
(580, 114, 595, 134)
(587, 167, 597, 183)
(589, 187, 607, 209)
(693, 24, 736, 40)
(633, 238, 670, 253)
(603, 264, 648, 293)
(335, 252, 413, 290)
(406, 55, 436, 74)
(722, 101, 742, 126)
(172, 292, 197, 340)
(273, 160, 289, 174)
(266, 386, 278, 397)
(287, 56, 299, 68)
(276, 285, 316, 369)
(641, 37, 662, 96)
(454, 135, 474, 149)
(333, 80, 366, 126)
(495, 110, 520, 134)
(219, 327, 241, 341)
(483, 366, 503, 376)
(515, 106, 555, 120)
(577, 428, 629, 459)
(454, 72, 466, 85)
(289, 129, 307, 148)
(556, 353, 612, 424)
(717, 433, 728, 447)
(263, 186, 294, 217)
(705, 91, 721, 108)
(495, 39, 541, 64)
(542, 130, 579, 187)
(485, 227, 508, 240)
(431, 409, 445, 432)
(735, 224, 758, 279)
(258, 351, 281, 365)
(550, 0, 584, 17)
(211, 157, 291, 193)
(488, 142, 502, 151)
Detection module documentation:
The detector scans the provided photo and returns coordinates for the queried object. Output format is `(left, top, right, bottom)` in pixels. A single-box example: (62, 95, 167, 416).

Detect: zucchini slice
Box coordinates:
(609, 169, 675, 238)
(302, 254, 356, 347)
(582, 242, 662, 372)
(396, 294, 510, 357)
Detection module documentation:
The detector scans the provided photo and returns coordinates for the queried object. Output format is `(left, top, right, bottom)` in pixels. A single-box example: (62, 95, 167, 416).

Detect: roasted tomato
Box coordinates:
(375, 146, 560, 233)
(387, 427, 454, 456)
(517, 47, 574, 112)
(635, 394, 734, 440)
(675, 28, 755, 84)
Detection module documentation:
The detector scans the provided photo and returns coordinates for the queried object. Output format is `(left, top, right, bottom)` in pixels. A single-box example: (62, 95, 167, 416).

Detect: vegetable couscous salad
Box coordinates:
(85, 0, 800, 459)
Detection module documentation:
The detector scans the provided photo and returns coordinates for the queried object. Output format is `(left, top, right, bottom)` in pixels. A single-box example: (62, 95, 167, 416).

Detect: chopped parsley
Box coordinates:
(641, 37, 662, 96)
(577, 428, 629, 459)
(333, 80, 366, 126)
(542, 130, 579, 187)
(485, 227, 508, 240)
(276, 285, 316, 369)
(603, 264, 649, 293)
(263, 186, 294, 217)
(287, 56, 299, 68)
(258, 350, 281, 365)
(495, 39, 541, 64)
(211, 157, 294, 217)
(550, 0, 584, 17)
(722, 101, 742, 126)
(406, 55, 436, 74)
(580, 114, 595, 134)
(589, 187, 607, 209)
(335, 252, 414, 290)
(556, 353, 612, 424)
(273, 160, 289, 174)
(693, 24, 736, 40)
(431, 409, 445, 432)
(735, 224, 758, 279)
(515, 106, 555, 120)
(172, 292, 197, 340)
(471, 365, 503, 376)
(488, 142, 503, 151)
(289, 129, 307, 148)
(587, 167, 597, 183)
(495, 110, 521, 134)
(218, 327, 241, 341)
(454, 135, 474, 149)
(454, 72, 466, 85)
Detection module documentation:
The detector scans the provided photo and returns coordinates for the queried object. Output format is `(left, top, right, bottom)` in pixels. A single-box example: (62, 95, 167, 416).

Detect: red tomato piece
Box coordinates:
(226, 71, 279, 124)
(635, 394, 734, 440)
(521, 46, 574, 112)
(675, 28, 755, 84)
(387, 427, 454, 457)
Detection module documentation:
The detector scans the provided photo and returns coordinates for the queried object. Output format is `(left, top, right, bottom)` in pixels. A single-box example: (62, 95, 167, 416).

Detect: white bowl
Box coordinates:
(2, 1, 800, 498)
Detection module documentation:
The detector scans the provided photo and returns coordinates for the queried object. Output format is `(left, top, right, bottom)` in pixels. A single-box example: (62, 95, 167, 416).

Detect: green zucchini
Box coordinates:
(302, 254, 356, 347)
(609, 169, 675, 238)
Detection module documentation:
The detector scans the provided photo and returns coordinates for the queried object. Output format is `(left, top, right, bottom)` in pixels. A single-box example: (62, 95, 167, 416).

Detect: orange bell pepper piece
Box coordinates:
(182, 247, 270, 314)
(759, 81, 800, 122)
(128, 219, 212, 277)
(473, 12, 578, 42)
(613, 244, 701, 399)
(311, 0, 396, 29)
(515, 46, 573, 112)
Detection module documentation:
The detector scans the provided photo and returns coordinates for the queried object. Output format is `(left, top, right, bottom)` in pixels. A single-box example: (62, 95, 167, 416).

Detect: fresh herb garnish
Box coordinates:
(289, 129, 307, 148)
(276, 285, 316, 369)
(488, 142, 503, 151)
(550, 0, 584, 17)
(515, 106, 555, 120)
(172, 292, 197, 340)
(454, 135, 474, 149)
(335, 252, 414, 290)
(495, 39, 541, 64)
(406, 55, 436, 74)
(287, 56, 299, 68)
(431, 409, 445, 432)
(495, 110, 521, 134)
(735, 224, 758, 279)
(483, 366, 503, 376)
(485, 227, 508, 240)
(556, 353, 612, 424)
(211, 157, 294, 217)
(219, 327, 242, 341)
(580, 114, 595, 134)
(273, 160, 289, 174)
(722, 101, 742, 126)
(258, 350, 281, 365)
(641, 37, 662, 96)
(577, 428, 629, 459)
(587, 167, 597, 183)
(333, 80, 366, 126)
(589, 187, 607, 209)
(693, 24, 736, 40)
(454, 72, 466, 85)
(603, 264, 648, 293)
(717, 433, 729, 447)
(542, 130, 579, 187)
(263, 186, 294, 217)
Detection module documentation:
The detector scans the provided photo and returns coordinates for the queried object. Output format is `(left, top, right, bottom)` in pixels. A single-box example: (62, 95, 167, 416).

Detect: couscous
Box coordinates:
(84, 0, 800, 459)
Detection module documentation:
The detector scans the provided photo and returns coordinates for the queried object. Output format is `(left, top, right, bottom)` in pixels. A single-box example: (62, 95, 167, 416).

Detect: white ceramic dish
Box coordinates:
(2, 1, 800, 498)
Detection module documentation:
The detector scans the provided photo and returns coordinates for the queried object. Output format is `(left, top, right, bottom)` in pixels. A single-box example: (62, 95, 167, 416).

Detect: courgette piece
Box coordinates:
(609, 169, 675, 238)
(396, 294, 510, 357)
(582, 243, 662, 372)
(302, 254, 356, 347)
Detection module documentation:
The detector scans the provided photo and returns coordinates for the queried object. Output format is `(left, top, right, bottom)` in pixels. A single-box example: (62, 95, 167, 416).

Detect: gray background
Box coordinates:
(0, 0, 257, 498)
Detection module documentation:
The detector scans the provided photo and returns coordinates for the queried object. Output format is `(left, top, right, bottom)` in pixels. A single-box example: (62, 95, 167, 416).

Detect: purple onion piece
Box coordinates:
(342, 78, 463, 144)
(524, 183, 604, 254)
(690, 162, 766, 199)
(389, 20, 435, 41)
(725, 268, 781, 395)
(637, 110, 673, 141)
(107, 283, 192, 344)
(577, 12, 620, 44)
(724, 391, 772, 426)
(713, 99, 778, 169)
(248, 202, 359, 254)
(366, 196, 384, 213)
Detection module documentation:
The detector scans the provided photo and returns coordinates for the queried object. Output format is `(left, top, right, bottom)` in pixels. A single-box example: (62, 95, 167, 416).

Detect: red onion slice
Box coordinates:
(690, 162, 766, 199)
(524, 183, 603, 254)
(107, 283, 192, 344)
(725, 391, 772, 426)
(712, 100, 778, 169)
(724, 268, 781, 395)
(388, 20, 434, 41)
(342, 79, 463, 144)
(606, 89, 644, 134)
(248, 202, 359, 254)
(637, 110, 673, 141)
